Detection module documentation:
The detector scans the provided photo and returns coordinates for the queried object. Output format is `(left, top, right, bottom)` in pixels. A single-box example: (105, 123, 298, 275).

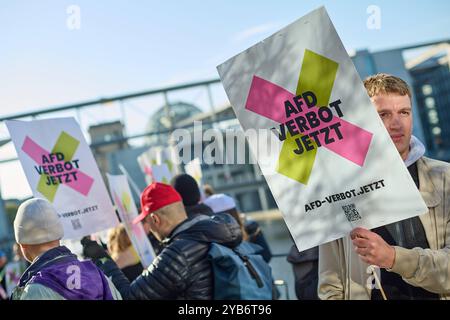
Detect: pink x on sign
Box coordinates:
(22, 134, 94, 202)
(246, 76, 373, 167)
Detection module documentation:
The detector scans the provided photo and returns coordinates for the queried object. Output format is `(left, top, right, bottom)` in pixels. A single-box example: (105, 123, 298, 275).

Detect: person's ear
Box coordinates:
(150, 213, 159, 225)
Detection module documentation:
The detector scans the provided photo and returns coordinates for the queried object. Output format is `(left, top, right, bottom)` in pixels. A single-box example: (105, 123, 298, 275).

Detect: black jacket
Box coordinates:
(99, 213, 242, 300)
(185, 203, 214, 218)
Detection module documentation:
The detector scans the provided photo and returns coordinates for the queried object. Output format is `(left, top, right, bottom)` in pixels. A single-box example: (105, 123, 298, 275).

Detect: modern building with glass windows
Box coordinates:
(407, 44, 450, 160)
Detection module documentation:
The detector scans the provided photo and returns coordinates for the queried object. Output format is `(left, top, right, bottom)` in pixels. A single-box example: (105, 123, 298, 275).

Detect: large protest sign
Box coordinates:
(6, 117, 119, 239)
(217, 7, 428, 251)
(107, 174, 155, 268)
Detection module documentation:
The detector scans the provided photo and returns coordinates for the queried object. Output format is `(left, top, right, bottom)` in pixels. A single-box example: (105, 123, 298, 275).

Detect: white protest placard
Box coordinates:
(137, 145, 179, 184)
(137, 149, 155, 185)
(151, 163, 173, 184)
(6, 117, 119, 239)
(107, 174, 155, 268)
(184, 158, 205, 200)
(217, 7, 428, 251)
(185, 158, 202, 185)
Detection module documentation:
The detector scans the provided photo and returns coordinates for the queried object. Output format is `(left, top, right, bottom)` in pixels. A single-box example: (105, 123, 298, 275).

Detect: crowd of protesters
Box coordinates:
(1, 74, 449, 300)
(0, 172, 275, 300)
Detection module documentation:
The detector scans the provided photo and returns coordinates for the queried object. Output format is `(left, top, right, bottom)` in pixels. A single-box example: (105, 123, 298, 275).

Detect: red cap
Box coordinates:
(133, 182, 182, 224)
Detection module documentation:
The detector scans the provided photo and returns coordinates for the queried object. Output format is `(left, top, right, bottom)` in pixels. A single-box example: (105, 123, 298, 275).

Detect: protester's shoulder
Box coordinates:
(196, 203, 214, 215)
(421, 156, 450, 176)
(21, 283, 65, 300)
(318, 236, 345, 251)
(186, 203, 214, 217)
(168, 237, 209, 256)
(149, 240, 208, 277)
(176, 213, 242, 247)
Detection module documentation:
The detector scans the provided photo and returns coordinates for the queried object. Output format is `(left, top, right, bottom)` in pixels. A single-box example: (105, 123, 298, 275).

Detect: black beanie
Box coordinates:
(171, 174, 201, 206)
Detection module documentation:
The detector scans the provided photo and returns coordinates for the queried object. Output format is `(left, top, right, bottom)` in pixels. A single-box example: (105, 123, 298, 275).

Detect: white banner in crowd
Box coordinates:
(151, 163, 173, 184)
(107, 174, 155, 268)
(185, 158, 202, 185)
(137, 145, 179, 184)
(217, 7, 428, 251)
(184, 158, 205, 200)
(6, 117, 119, 239)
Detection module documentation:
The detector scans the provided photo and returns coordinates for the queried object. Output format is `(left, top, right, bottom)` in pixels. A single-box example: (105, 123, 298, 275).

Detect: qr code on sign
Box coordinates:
(342, 203, 362, 222)
(71, 219, 82, 230)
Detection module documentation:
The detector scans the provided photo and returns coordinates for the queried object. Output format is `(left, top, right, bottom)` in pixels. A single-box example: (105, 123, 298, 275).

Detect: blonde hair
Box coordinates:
(108, 224, 131, 256)
(203, 184, 215, 197)
(363, 73, 411, 98)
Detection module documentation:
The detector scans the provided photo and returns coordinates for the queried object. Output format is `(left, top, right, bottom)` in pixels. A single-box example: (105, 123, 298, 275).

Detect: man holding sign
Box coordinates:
(216, 6, 446, 300)
(217, 7, 429, 256)
(319, 74, 450, 300)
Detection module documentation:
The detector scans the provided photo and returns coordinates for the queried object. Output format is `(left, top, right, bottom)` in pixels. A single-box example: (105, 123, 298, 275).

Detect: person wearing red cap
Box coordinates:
(82, 182, 243, 300)
(132, 182, 186, 241)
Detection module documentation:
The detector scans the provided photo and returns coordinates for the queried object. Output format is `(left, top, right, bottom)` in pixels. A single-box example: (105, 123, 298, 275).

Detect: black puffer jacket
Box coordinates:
(100, 213, 242, 300)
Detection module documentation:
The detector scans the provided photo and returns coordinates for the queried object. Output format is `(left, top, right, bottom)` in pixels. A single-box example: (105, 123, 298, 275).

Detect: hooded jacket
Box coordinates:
(12, 246, 121, 300)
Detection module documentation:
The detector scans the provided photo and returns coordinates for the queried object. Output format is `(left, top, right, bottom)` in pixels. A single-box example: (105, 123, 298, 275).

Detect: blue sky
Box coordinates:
(1, 0, 449, 117)
(0, 0, 449, 199)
